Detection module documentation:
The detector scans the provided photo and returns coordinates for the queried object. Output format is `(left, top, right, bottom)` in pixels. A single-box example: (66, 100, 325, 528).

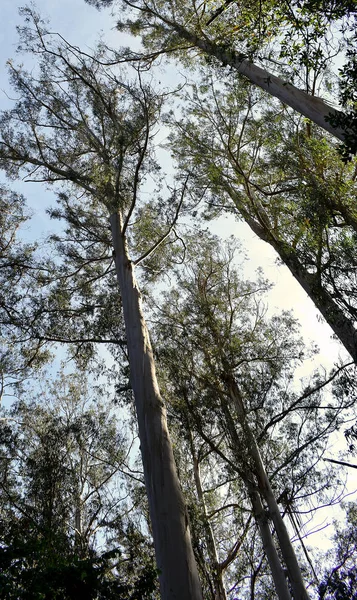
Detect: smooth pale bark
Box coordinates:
(110, 211, 203, 600)
(219, 398, 292, 600)
(188, 428, 227, 600)
(249, 487, 293, 600)
(227, 377, 310, 600)
(164, 21, 348, 142)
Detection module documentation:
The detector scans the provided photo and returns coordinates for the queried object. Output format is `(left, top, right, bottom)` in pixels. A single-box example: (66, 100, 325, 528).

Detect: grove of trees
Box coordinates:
(0, 1, 357, 599)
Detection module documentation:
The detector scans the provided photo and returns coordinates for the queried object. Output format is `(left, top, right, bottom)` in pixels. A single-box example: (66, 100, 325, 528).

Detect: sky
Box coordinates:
(0, 0, 111, 231)
(1, 0, 356, 554)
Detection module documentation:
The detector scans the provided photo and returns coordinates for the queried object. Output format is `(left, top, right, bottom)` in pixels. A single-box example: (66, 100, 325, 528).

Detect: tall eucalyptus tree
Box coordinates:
(0, 371, 159, 599)
(84, 0, 357, 360)
(85, 0, 356, 149)
(169, 78, 357, 362)
(152, 233, 356, 599)
(0, 10, 202, 598)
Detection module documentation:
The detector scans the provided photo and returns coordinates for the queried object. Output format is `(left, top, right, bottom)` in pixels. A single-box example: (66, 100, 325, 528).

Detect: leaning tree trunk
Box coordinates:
(168, 22, 349, 143)
(267, 229, 357, 363)
(275, 241, 357, 360)
(110, 211, 203, 600)
(227, 186, 357, 363)
(226, 376, 311, 600)
(219, 397, 293, 600)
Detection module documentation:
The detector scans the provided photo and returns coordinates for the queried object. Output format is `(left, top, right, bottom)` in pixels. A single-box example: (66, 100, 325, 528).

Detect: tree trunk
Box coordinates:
(169, 22, 349, 143)
(271, 236, 357, 362)
(74, 493, 85, 557)
(249, 487, 293, 600)
(188, 427, 227, 600)
(326, 195, 357, 235)
(219, 398, 292, 600)
(110, 211, 203, 600)
(229, 188, 357, 362)
(227, 377, 311, 600)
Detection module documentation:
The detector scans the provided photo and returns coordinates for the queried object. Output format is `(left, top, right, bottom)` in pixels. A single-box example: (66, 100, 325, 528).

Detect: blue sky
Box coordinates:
(0, 0, 119, 235)
(0, 0, 117, 66)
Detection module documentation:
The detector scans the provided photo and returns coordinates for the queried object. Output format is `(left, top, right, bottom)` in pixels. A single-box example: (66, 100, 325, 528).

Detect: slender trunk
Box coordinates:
(219, 399, 292, 600)
(287, 509, 319, 584)
(230, 192, 357, 362)
(74, 493, 84, 557)
(272, 237, 357, 362)
(188, 428, 227, 600)
(264, 485, 310, 600)
(227, 377, 310, 600)
(249, 487, 293, 600)
(75, 500, 82, 539)
(169, 23, 348, 142)
(110, 211, 203, 600)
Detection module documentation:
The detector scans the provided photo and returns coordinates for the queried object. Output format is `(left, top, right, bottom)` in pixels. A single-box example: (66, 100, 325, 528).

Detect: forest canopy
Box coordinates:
(0, 2, 357, 599)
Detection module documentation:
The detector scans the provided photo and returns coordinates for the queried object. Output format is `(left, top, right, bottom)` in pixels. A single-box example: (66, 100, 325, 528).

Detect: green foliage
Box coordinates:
(0, 372, 159, 599)
(87, 0, 357, 155)
(319, 567, 357, 600)
(318, 503, 357, 600)
(0, 186, 52, 390)
(2, 5, 357, 597)
(0, 7, 163, 211)
(0, 530, 157, 599)
(326, 20, 357, 158)
(0, 9, 189, 372)
(153, 232, 352, 595)
(169, 75, 357, 359)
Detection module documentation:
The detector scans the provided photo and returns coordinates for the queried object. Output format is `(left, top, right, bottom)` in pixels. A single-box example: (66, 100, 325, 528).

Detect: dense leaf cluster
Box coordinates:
(0, 375, 158, 599)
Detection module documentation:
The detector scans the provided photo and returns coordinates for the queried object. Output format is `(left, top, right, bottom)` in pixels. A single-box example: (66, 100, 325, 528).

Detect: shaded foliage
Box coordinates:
(0, 373, 159, 599)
